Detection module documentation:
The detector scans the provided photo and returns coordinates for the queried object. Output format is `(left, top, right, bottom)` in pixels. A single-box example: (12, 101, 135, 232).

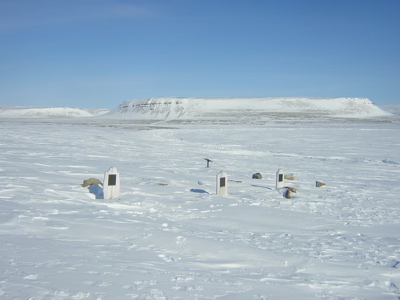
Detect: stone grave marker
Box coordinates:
(276, 168, 284, 189)
(252, 172, 262, 179)
(103, 166, 120, 199)
(216, 171, 228, 196)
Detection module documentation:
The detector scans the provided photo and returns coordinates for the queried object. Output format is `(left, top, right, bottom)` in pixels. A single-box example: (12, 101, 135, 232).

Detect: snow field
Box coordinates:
(0, 118, 400, 299)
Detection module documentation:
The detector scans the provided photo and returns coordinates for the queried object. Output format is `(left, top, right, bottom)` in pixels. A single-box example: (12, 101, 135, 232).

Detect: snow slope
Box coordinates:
(0, 107, 109, 118)
(0, 114, 399, 299)
(105, 97, 390, 120)
(381, 105, 400, 115)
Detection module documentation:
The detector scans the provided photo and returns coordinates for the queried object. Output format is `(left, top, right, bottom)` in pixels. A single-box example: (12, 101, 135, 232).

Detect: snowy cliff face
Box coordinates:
(105, 97, 390, 120)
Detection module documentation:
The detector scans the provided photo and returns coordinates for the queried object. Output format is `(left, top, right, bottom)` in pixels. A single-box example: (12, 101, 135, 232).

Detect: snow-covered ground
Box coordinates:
(1, 98, 400, 299)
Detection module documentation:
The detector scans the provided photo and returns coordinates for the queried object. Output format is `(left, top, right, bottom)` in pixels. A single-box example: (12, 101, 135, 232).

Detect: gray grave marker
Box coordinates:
(103, 166, 120, 199)
(276, 168, 284, 189)
(216, 171, 228, 196)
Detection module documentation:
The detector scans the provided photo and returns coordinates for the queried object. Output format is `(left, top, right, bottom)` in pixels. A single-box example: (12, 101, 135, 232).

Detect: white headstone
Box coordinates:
(276, 168, 284, 189)
(216, 171, 228, 196)
(103, 166, 120, 199)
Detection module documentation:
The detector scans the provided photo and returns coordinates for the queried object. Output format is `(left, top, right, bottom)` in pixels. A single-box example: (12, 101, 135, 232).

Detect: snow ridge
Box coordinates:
(105, 97, 390, 120)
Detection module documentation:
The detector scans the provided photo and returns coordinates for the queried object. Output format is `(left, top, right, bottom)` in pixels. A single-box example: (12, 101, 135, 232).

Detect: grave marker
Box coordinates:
(103, 166, 120, 199)
(204, 158, 212, 168)
(216, 171, 228, 196)
(276, 168, 284, 189)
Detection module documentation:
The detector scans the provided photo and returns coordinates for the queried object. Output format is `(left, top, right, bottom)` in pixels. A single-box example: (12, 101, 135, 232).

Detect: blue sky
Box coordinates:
(1, 0, 399, 109)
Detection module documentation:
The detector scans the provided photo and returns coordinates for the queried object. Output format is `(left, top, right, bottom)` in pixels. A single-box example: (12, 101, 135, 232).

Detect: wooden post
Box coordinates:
(204, 158, 212, 168)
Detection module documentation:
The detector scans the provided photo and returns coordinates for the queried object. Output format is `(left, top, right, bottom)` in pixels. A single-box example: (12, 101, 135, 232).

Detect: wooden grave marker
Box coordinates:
(276, 168, 284, 189)
(216, 171, 228, 196)
(103, 166, 120, 199)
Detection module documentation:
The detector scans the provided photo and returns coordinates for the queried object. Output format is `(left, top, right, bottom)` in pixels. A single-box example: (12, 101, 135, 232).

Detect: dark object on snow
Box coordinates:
(252, 173, 262, 179)
(82, 178, 103, 187)
(283, 186, 298, 199)
(392, 261, 400, 269)
(316, 181, 326, 187)
(204, 158, 212, 168)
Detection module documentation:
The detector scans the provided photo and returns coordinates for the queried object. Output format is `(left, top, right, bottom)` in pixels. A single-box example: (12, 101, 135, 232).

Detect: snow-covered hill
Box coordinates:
(0, 98, 391, 121)
(0, 107, 109, 118)
(104, 97, 390, 120)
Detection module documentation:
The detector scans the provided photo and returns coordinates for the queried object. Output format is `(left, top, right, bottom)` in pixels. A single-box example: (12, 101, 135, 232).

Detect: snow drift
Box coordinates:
(104, 97, 390, 120)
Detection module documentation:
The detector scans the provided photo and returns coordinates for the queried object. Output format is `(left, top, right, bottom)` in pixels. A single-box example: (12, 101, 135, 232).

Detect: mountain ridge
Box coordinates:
(0, 107, 108, 118)
(0, 97, 393, 120)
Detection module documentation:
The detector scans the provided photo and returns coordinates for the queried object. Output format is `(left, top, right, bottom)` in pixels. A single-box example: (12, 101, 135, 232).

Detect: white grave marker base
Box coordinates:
(276, 168, 285, 189)
(216, 171, 228, 196)
(103, 166, 120, 199)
